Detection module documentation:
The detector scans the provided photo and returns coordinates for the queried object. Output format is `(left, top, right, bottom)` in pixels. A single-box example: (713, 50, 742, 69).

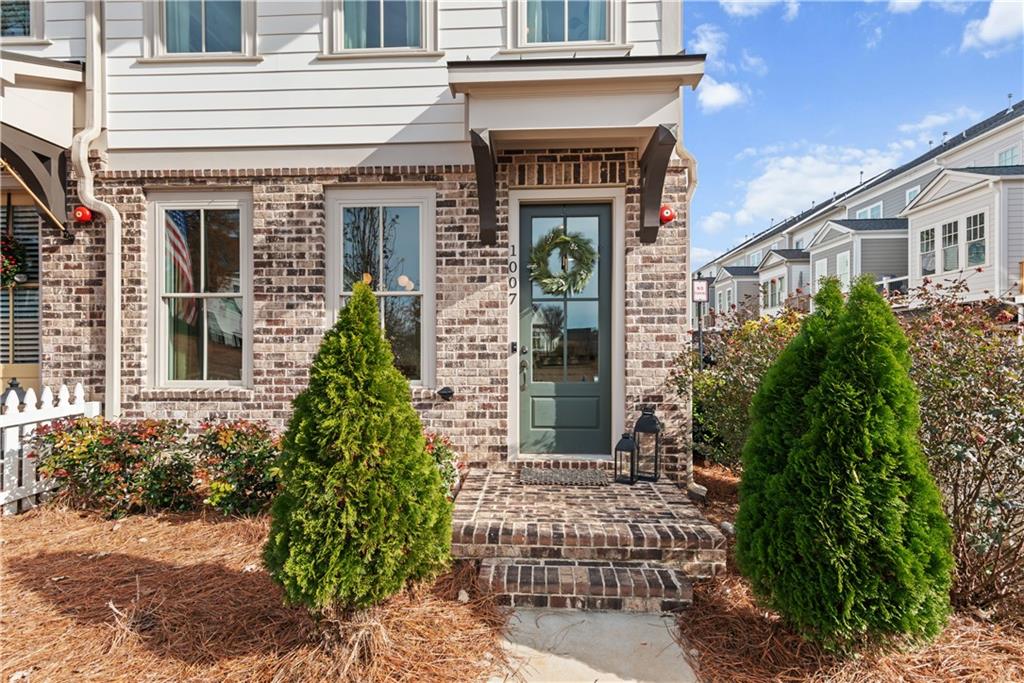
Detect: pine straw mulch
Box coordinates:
(678, 463, 1024, 683)
(0, 507, 511, 683)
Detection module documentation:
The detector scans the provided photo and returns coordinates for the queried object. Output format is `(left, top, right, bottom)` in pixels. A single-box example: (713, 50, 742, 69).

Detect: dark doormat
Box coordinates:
(519, 467, 609, 487)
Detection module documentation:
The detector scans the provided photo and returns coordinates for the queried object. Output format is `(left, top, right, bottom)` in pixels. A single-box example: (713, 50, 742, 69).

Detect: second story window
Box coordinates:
(997, 145, 1020, 166)
(1, 0, 30, 37)
(166, 0, 242, 53)
(526, 0, 608, 44)
(855, 202, 883, 220)
(343, 0, 421, 49)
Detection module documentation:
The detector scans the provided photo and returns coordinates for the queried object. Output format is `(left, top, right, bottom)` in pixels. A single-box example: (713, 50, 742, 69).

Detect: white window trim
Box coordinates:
(0, 0, 47, 45)
(320, 0, 441, 59)
(921, 209, 990, 276)
(504, 0, 627, 53)
(141, 0, 259, 63)
(996, 144, 1020, 167)
(964, 210, 988, 268)
(147, 191, 254, 390)
(854, 201, 883, 220)
(905, 185, 921, 206)
(918, 227, 936, 277)
(813, 257, 827, 292)
(836, 251, 851, 291)
(325, 186, 437, 388)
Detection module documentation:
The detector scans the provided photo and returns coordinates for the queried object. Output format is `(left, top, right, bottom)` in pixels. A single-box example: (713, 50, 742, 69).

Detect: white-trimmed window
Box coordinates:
(941, 220, 959, 272)
(813, 258, 827, 292)
(151, 193, 252, 387)
(855, 202, 883, 220)
(726, 288, 733, 309)
(717, 291, 724, 313)
(778, 275, 785, 303)
(324, 0, 438, 55)
(327, 187, 436, 384)
(761, 283, 769, 309)
(966, 212, 986, 267)
(749, 250, 761, 267)
(997, 145, 1020, 166)
(905, 185, 920, 206)
(510, 0, 623, 49)
(794, 238, 804, 249)
(0, 0, 43, 42)
(836, 251, 851, 291)
(920, 227, 935, 276)
(146, 0, 257, 58)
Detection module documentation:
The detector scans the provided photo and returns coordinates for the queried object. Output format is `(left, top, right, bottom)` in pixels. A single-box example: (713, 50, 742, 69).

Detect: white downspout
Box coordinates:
(71, 0, 121, 418)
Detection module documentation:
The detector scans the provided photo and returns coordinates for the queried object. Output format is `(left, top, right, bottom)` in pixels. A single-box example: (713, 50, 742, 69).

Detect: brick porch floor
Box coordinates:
(452, 468, 726, 612)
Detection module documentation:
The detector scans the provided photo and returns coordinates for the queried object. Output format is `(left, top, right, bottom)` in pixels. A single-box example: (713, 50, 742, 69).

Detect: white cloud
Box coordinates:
(688, 23, 730, 70)
(866, 25, 883, 48)
(897, 106, 982, 143)
(693, 247, 719, 268)
(962, 0, 1024, 57)
(887, 0, 923, 13)
(696, 75, 749, 113)
(700, 211, 733, 234)
(720, 0, 799, 21)
(740, 49, 768, 75)
(731, 143, 903, 228)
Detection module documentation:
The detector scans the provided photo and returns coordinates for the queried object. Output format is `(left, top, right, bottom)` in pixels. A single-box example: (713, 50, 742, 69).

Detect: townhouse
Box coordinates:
(1, 0, 706, 481)
(696, 101, 1024, 325)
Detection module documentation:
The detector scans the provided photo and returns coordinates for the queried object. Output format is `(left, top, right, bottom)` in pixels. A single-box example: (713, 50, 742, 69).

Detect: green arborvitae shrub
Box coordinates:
(764, 277, 953, 648)
(735, 278, 844, 598)
(263, 282, 451, 612)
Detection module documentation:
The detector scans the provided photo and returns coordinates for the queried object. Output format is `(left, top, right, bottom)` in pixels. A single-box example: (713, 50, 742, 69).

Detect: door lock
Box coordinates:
(510, 341, 517, 355)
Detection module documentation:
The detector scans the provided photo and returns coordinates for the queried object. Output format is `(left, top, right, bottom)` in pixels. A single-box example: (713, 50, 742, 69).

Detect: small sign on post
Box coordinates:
(693, 279, 709, 303)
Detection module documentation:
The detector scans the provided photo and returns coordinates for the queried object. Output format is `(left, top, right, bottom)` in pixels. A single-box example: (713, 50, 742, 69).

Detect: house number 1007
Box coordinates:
(508, 245, 518, 306)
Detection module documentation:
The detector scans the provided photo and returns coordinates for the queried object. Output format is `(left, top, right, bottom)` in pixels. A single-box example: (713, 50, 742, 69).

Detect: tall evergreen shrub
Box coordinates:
(755, 277, 952, 648)
(264, 282, 451, 612)
(736, 278, 844, 598)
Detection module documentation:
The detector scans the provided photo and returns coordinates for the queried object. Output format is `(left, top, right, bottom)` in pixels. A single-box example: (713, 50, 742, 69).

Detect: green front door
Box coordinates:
(519, 204, 611, 455)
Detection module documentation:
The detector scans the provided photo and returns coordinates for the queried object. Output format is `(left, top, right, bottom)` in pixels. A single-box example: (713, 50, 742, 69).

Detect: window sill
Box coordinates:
(136, 54, 264, 65)
(315, 49, 445, 61)
(498, 43, 633, 56)
(0, 37, 52, 46)
(140, 386, 255, 402)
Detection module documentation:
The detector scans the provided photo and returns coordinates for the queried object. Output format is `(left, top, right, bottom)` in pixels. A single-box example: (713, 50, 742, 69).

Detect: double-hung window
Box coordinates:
(147, 0, 256, 58)
(919, 227, 935, 276)
(905, 186, 920, 206)
(966, 212, 985, 266)
(941, 220, 959, 271)
(813, 258, 827, 292)
(328, 188, 436, 384)
(997, 145, 1020, 166)
(1, 0, 43, 41)
(152, 194, 251, 387)
(325, 0, 436, 55)
(761, 283, 769, 309)
(836, 251, 851, 291)
(525, 0, 609, 44)
(855, 202, 882, 220)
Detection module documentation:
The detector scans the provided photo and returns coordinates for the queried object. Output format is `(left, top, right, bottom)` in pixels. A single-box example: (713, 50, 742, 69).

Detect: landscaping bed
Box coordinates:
(0, 507, 509, 683)
(678, 463, 1024, 683)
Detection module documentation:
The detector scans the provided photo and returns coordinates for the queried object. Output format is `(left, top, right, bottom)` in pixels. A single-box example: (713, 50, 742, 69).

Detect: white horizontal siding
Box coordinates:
(1006, 183, 1024, 289)
(102, 0, 669, 152)
(941, 122, 1024, 168)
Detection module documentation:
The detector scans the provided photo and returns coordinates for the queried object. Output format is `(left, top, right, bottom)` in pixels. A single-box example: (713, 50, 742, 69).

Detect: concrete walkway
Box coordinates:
(490, 609, 698, 682)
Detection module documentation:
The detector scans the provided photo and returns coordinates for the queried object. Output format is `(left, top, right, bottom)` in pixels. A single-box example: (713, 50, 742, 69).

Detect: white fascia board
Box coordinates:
(807, 221, 853, 250)
(0, 53, 83, 87)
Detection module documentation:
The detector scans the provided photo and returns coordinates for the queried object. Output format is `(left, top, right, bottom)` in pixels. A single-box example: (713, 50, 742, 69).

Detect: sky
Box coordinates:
(682, 0, 1024, 271)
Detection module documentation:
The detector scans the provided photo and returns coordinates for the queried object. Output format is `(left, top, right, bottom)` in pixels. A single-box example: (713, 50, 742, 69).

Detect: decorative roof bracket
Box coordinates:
(639, 123, 678, 244)
(470, 128, 498, 246)
(1, 124, 71, 239)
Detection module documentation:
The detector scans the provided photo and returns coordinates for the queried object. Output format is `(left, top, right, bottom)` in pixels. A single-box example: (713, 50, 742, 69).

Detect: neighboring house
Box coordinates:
(756, 249, 810, 316)
(903, 165, 1024, 302)
(711, 266, 759, 323)
(806, 218, 909, 294)
(0, 0, 705, 479)
(697, 101, 1024, 321)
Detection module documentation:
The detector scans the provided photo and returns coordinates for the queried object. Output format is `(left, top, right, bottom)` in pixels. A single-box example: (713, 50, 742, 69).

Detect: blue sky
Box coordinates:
(682, 0, 1024, 270)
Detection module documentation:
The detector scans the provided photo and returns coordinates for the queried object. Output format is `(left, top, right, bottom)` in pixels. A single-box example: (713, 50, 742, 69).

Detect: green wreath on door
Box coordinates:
(528, 229, 597, 296)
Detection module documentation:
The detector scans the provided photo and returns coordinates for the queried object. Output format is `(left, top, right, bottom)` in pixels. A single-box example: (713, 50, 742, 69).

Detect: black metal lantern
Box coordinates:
(1, 378, 26, 407)
(614, 432, 637, 484)
(632, 405, 662, 482)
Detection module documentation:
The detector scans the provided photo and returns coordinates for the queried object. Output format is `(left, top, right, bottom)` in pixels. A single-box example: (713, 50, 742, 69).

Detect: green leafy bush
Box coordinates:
(740, 277, 952, 649)
(264, 282, 452, 613)
(195, 419, 281, 515)
(424, 431, 464, 500)
(898, 279, 1024, 620)
(673, 309, 804, 468)
(33, 417, 195, 518)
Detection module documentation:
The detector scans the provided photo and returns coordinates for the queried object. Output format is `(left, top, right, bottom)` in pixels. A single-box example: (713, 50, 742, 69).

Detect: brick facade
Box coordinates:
(43, 148, 692, 481)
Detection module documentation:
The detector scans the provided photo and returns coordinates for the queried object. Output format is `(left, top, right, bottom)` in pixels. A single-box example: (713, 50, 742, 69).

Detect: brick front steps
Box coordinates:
(452, 468, 726, 613)
(478, 558, 694, 612)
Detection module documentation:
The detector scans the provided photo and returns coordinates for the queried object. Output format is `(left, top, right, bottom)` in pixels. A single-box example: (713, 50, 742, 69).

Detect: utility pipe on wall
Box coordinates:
(70, 0, 122, 418)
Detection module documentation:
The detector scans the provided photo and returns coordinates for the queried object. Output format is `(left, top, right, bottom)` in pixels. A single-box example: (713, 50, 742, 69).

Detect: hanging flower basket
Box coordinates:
(1, 234, 27, 288)
(528, 229, 597, 296)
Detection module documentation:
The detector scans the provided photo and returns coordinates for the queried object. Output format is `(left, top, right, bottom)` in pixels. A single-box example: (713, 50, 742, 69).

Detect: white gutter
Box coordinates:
(70, 0, 121, 418)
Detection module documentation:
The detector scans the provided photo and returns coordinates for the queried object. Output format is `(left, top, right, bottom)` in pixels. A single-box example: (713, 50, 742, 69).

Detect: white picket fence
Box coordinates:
(0, 383, 101, 515)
